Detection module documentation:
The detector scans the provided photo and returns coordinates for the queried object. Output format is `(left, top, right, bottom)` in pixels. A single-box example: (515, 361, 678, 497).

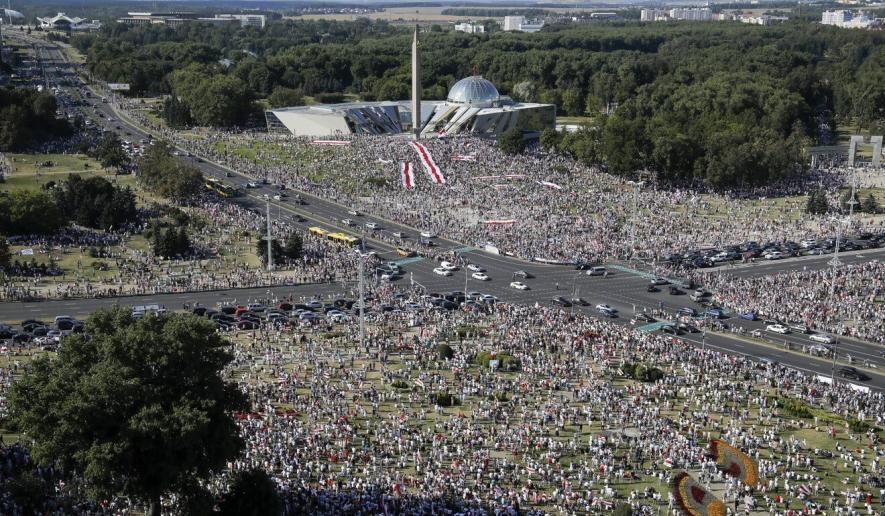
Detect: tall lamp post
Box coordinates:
(828, 215, 846, 385)
(626, 179, 645, 262)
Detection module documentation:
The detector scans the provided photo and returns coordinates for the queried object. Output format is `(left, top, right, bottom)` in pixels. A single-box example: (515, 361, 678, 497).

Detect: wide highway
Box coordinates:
(9, 33, 884, 390)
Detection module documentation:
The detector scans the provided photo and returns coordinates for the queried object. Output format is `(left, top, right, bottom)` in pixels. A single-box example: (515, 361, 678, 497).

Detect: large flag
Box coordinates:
(400, 162, 415, 190)
(409, 141, 446, 185)
(311, 140, 350, 146)
(451, 154, 476, 162)
(670, 471, 726, 516)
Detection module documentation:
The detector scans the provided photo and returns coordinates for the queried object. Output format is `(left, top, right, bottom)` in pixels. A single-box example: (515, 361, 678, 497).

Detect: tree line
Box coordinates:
(0, 88, 70, 151)
(73, 19, 885, 185)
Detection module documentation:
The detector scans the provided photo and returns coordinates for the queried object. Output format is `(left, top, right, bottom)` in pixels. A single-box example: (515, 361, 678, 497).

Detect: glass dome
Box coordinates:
(446, 76, 500, 105)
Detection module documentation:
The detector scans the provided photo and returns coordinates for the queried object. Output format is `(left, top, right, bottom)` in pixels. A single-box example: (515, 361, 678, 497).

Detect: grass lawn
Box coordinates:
(556, 115, 596, 126)
(1, 153, 139, 196)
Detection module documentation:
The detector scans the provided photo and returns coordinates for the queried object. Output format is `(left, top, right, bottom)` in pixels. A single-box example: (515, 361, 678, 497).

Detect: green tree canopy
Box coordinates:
(8, 308, 247, 516)
(218, 468, 283, 516)
(497, 127, 526, 155)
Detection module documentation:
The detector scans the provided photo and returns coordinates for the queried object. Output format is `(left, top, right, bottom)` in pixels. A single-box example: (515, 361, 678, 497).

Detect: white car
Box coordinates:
(766, 324, 790, 334)
(342, 218, 353, 226)
(472, 272, 489, 281)
(245, 182, 258, 188)
(440, 261, 459, 271)
(273, 194, 282, 201)
(467, 264, 484, 272)
(595, 304, 614, 312)
(809, 333, 834, 344)
(420, 231, 436, 238)
(348, 209, 360, 216)
(481, 294, 498, 303)
(650, 277, 669, 286)
(365, 222, 380, 230)
(510, 281, 529, 290)
(765, 251, 783, 260)
(392, 231, 405, 238)
(380, 273, 397, 281)
(433, 267, 452, 277)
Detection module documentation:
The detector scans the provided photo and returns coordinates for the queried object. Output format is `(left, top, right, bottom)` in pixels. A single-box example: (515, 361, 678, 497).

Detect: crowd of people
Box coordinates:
(699, 261, 885, 344)
(0, 200, 360, 301)
(130, 120, 883, 267)
(3, 290, 882, 514)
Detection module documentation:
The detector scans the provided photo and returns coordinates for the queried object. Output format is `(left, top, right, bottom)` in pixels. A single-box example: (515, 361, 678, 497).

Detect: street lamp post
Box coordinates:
(828, 216, 844, 385)
(626, 179, 645, 262)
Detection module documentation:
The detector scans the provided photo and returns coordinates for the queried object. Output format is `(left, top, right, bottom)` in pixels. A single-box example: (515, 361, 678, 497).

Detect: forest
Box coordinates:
(0, 88, 71, 151)
(72, 19, 885, 186)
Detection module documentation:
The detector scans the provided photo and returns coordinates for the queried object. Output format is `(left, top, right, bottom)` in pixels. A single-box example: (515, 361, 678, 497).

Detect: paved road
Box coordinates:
(9, 34, 884, 391)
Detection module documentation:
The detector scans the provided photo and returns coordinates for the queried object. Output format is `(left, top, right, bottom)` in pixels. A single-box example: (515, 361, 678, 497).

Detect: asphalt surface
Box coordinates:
(6, 33, 884, 391)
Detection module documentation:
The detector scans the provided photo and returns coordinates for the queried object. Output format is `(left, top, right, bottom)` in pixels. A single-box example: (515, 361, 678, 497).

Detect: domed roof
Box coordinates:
(447, 76, 500, 105)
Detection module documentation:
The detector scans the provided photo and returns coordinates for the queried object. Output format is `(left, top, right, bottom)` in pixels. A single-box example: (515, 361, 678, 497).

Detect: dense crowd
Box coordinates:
(136, 124, 882, 267)
(699, 261, 885, 344)
(206, 293, 884, 515)
(0, 200, 359, 301)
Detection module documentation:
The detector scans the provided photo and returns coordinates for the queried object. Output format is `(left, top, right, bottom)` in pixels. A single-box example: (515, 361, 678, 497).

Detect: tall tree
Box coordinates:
(497, 127, 526, 155)
(8, 308, 247, 516)
(0, 235, 10, 268)
(218, 468, 283, 516)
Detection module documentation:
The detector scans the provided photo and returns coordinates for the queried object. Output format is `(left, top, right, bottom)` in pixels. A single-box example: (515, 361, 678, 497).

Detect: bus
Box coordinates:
(327, 232, 362, 247)
(204, 178, 240, 198)
(308, 227, 328, 237)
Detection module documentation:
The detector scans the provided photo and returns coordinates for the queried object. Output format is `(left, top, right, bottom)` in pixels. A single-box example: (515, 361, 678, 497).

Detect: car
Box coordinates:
(738, 311, 757, 321)
(646, 284, 660, 293)
(467, 264, 484, 272)
(766, 324, 790, 334)
(764, 251, 783, 260)
(574, 262, 593, 270)
(788, 323, 810, 334)
(348, 209, 360, 216)
(586, 266, 607, 276)
(660, 325, 682, 335)
(571, 297, 589, 306)
(594, 303, 616, 313)
(635, 313, 656, 323)
(419, 238, 437, 247)
(365, 222, 380, 230)
(677, 322, 700, 333)
(420, 231, 436, 238)
(650, 277, 669, 286)
(513, 270, 533, 279)
(380, 272, 399, 281)
(758, 356, 779, 366)
(273, 194, 283, 201)
(396, 248, 416, 257)
(246, 182, 260, 190)
(668, 286, 684, 295)
(750, 329, 763, 338)
(809, 333, 834, 344)
(552, 296, 572, 307)
(471, 272, 489, 281)
(440, 261, 459, 271)
(704, 308, 725, 319)
(433, 267, 452, 277)
(392, 231, 405, 238)
(342, 218, 353, 226)
(481, 294, 498, 303)
(510, 281, 529, 290)
(837, 366, 868, 381)
(677, 307, 697, 317)
(809, 344, 833, 357)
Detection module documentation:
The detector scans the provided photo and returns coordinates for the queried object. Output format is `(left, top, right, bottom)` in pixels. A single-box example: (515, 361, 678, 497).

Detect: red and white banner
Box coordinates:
(537, 180, 563, 190)
(311, 140, 350, 146)
(451, 155, 476, 162)
(484, 219, 517, 225)
(409, 141, 446, 185)
(400, 162, 415, 190)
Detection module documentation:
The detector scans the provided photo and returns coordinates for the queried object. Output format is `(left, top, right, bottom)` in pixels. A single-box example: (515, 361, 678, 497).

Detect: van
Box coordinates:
(586, 266, 607, 276)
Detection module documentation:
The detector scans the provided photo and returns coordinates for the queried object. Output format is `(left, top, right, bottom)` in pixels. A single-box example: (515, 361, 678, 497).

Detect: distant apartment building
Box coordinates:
(669, 8, 712, 21)
(821, 9, 877, 28)
(640, 9, 667, 22)
(454, 22, 485, 34)
(502, 16, 544, 33)
(117, 12, 266, 28)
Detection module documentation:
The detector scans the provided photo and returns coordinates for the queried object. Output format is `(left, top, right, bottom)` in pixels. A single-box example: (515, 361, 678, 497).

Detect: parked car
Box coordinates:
(766, 324, 790, 334)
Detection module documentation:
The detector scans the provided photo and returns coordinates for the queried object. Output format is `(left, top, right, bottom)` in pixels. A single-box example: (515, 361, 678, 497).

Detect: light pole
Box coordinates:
(356, 250, 370, 350)
(626, 179, 645, 262)
(828, 215, 845, 385)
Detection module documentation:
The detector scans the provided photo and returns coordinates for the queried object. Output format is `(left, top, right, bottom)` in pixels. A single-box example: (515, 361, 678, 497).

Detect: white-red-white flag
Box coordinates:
(409, 141, 446, 185)
(400, 162, 415, 189)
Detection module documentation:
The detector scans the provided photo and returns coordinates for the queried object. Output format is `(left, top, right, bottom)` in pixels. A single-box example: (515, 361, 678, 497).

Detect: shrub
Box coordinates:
(848, 418, 872, 433)
(437, 344, 454, 360)
(779, 398, 813, 418)
(391, 379, 409, 389)
(474, 351, 492, 367)
(433, 392, 455, 407)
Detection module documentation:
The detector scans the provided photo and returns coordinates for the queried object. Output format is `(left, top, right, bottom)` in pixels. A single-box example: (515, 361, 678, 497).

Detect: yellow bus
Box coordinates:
(308, 227, 328, 237)
(328, 232, 362, 247)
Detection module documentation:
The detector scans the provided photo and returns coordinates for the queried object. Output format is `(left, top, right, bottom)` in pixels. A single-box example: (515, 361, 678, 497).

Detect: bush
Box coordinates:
(848, 418, 872, 433)
(314, 92, 345, 104)
(391, 379, 409, 389)
(433, 392, 455, 407)
(474, 351, 521, 371)
(474, 351, 492, 367)
(623, 362, 665, 382)
(437, 344, 454, 360)
(779, 398, 813, 418)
